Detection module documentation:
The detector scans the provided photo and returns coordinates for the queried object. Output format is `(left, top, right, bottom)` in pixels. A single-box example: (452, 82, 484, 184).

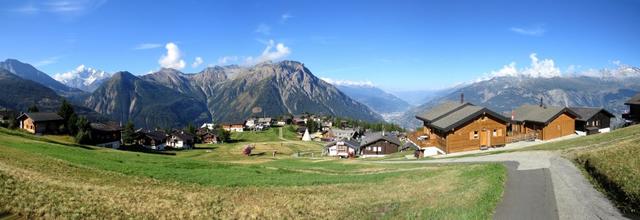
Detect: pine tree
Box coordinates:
(122, 121, 135, 144)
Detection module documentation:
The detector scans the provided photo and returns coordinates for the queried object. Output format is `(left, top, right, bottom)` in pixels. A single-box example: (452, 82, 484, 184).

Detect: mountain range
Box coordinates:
(135, 61, 383, 124)
(396, 65, 640, 128)
(0, 59, 383, 128)
(331, 84, 411, 114)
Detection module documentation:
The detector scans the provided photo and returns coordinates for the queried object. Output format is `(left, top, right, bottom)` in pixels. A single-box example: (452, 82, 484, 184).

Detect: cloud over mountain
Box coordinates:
(159, 42, 186, 70)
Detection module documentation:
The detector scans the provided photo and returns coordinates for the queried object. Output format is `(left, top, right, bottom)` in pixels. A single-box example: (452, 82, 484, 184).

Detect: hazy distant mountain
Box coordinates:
(53, 65, 111, 92)
(84, 71, 211, 128)
(140, 61, 383, 124)
(0, 59, 84, 97)
(397, 66, 640, 129)
(332, 84, 411, 115)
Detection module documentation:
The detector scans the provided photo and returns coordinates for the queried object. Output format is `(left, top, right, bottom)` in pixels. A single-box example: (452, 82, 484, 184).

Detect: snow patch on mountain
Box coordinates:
(53, 65, 111, 92)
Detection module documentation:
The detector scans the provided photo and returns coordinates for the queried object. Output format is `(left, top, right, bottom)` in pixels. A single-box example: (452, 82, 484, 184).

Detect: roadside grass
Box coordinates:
(0, 127, 506, 219)
(519, 125, 640, 152)
(572, 135, 640, 216)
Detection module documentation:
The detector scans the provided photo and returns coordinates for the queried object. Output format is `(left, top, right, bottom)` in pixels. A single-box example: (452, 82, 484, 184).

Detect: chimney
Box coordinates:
(539, 97, 543, 107)
(460, 93, 464, 104)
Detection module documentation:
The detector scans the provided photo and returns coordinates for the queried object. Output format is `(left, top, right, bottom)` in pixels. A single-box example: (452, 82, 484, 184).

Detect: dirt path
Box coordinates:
(384, 151, 627, 219)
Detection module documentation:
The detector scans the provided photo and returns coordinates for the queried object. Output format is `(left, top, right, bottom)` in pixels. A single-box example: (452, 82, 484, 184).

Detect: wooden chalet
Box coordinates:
(568, 107, 615, 135)
(414, 100, 509, 154)
(167, 131, 195, 149)
(134, 130, 167, 150)
(197, 129, 218, 144)
(16, 112, 64, 135)
(511, 103, 578, 141)
(222, 122, 244, 132)
(359, 132, 401, 157)
(324, 139, 360, 158)
(89, 122, 122, 149)
(622, 93, 640, 125)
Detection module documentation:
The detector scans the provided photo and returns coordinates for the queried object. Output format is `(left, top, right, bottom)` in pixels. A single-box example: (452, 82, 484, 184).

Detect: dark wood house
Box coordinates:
(568, 107, 614, 135)
(414, 101, 509, 154)
(134, 130, 167, 150)
(511, 104, 578, 141)
(359, 132, 401, 157)
(16, 112, 64, 135)
(622, 93, 640, 125)
(89, 122, 122, 148)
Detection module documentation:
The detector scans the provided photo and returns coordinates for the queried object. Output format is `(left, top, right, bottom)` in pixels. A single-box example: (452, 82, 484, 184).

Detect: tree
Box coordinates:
(122, 121, 135, 144)
(185, 123, 196, 135)
(58, 100, 77, 135)
(307, 119, 319, 133)
(74, 116, 91, 144)
(215, 127, 231, 143)
(27, 104, 39, 113)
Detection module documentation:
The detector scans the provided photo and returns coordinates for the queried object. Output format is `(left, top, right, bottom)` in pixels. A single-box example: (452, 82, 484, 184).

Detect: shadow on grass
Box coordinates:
(577, 158, 640, 218)
(118, 145, 176, 156)
(0, 128, 95, 150)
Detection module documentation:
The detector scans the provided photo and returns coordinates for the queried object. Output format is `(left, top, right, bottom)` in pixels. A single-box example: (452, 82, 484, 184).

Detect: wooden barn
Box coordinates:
(16, 112, 64, 135)
(414, 101, 509, 154)
(359, 132, 401, 157)
(89, 122, 122, 148)
(510, 104, 578, 141)
(568, 107, 615, 135)
(622, 93, 640, 125)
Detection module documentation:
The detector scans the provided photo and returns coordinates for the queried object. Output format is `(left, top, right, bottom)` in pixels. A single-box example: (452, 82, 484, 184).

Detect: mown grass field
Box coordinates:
(0, 127, 507, 219)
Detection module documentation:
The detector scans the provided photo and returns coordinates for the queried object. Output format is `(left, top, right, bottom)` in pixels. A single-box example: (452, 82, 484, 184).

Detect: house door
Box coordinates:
(480, 129, 490, 146)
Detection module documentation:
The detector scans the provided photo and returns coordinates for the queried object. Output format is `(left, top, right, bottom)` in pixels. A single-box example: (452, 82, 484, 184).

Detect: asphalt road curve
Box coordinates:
(494, 162, 558, 220)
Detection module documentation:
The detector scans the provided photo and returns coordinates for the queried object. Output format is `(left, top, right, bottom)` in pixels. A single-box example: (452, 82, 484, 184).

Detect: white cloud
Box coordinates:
(244, 40, 291, 65)
(255, 23, 271, 35)
(280, 13, 293, 23)
(133, 43, 162, 50)
(510, 25, 546, 36)
(217, 56, 239, 65)
(489, 62, 518, 77)
(11, 0, 106, 17)
(158, 42, 186, 70)
(192, 57, 204, 68)
(481, 53, 561, 80)
(612, 60, 622, 66)
(320, 77, 375, 87)
(34, 56, 62, 67)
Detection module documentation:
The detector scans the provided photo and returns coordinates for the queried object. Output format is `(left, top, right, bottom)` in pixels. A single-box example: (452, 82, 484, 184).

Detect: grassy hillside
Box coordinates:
(0, 128, 506, 219)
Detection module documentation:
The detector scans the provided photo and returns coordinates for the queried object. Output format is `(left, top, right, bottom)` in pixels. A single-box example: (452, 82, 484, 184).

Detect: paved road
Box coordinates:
(385, 151, 627, 220)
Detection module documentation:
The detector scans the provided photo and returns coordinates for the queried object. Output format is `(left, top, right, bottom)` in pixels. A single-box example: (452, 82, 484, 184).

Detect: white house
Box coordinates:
(325, 139, 359, 157)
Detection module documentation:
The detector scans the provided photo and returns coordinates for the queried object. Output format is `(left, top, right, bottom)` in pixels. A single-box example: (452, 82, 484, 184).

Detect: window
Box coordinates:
(595, 120, 599, 126)
(470, 131, 479, 140)
(493, 129, 497, 137)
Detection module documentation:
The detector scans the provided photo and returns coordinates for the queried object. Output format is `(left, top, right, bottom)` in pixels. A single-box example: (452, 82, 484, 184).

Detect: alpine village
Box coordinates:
(1, 1, 639, 219)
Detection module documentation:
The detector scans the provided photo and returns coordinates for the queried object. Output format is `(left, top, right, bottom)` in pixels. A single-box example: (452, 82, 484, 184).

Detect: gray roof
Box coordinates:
(171, 132, 194, 141)
(416, 101, 468, 122)
(513, 104, 577, 124)
(324, 138, 360, 149)
(90, 122, 122, 132)
(400, 142, 419, 151)
(568, 107, 614, 122)
(17, 112, 63, 122)
(431, 105, 484, 130)
(416, 102, 509, 132)
(360, 132, 401, 147)
(626, 93, 640, 105)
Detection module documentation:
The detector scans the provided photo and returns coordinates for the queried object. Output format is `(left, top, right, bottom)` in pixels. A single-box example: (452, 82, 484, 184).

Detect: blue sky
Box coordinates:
(1, 0, 639, 91)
